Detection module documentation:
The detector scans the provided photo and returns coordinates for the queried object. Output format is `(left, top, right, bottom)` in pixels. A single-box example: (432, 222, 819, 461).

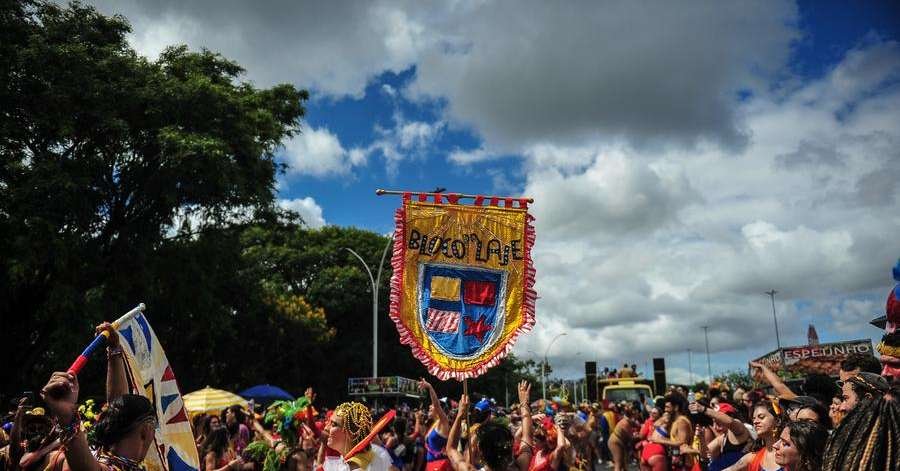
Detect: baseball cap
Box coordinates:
(716, 403, 737, 415)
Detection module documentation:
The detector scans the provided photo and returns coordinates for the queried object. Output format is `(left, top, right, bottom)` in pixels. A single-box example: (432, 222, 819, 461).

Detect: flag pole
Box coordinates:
(67, 303, 146, 375)
(375, 188, 533, 203)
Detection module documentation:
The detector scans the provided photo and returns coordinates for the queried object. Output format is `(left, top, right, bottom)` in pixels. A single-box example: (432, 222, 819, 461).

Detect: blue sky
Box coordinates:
(88, 0, 900, 383)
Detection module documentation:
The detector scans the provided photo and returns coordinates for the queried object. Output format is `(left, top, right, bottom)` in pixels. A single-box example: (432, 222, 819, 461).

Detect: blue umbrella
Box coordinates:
(239, 384, 294, 401)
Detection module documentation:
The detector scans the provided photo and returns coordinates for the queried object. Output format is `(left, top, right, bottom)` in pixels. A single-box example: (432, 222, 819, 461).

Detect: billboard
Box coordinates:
(752, 339, 874, 377)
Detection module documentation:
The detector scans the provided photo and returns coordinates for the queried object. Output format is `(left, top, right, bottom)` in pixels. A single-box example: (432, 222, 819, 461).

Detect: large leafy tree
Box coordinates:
(0, 1, 537, 406)
(0, 0, 309, 396)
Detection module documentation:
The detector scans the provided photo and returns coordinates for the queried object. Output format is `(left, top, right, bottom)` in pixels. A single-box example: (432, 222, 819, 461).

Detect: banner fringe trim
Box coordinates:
(387, 203, 537, 380)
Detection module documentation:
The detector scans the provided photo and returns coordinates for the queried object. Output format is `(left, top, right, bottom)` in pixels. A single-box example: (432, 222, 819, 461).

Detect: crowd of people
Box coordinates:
(2, 344, 898, 471)
(2, 266, 899, 471)
(600, 366, 639, 380)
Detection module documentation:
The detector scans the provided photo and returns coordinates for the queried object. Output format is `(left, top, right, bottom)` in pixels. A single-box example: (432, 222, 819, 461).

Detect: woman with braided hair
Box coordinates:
(822, 397, 900, 471)
(324, 402, 391, 471)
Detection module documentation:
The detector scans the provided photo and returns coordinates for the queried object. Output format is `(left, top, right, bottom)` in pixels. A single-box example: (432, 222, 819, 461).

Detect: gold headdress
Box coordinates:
(334, 402, 372, 447)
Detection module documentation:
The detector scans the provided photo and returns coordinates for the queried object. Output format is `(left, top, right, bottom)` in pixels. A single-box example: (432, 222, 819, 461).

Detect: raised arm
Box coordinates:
(7, 398, 28, 471)
(419, 378, 449, 435)
(408, 410, 424, 440)
(445, 394, 473, 471)
(749, 361, 796, 400)
(549, 424, 568, 470)
(41, 372, 101, 471)
(97, 322, 127, 402)
(251, 418, 277, 446)
(688, 403, 750, 442)
(514, 381, 533, 471)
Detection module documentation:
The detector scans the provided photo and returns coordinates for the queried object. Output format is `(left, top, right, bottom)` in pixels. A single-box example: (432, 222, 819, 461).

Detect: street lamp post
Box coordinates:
(344, 237, 394, 378)
(765, 290, 786, 367)
(542, 333, 567, 400)
(688, 349, 694, 385)
(573, 351, 582, 404)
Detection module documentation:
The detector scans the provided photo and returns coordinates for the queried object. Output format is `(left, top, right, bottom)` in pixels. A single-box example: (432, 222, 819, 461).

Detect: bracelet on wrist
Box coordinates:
(53, 411, 82, 445)
(107, 346, 124, 359)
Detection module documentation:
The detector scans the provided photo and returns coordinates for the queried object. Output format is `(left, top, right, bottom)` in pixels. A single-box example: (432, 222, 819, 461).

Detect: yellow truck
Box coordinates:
(598, 377, 655, 404)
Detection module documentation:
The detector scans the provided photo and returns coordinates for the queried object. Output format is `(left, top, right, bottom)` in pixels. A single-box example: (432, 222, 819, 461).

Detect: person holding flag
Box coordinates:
(36, 306, 199, 471)
(39, 321, 158, 471)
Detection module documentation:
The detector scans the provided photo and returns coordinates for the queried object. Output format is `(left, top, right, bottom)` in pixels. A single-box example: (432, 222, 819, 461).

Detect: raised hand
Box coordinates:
(517, 380, 531, 407)
(95, 321, 120, 348)
(418, 378, 433, 391)
(459, 393, 470, 411)
(688, 401, 703, 414)
(41, 372, 79, 423)
(305, 387, 316, 403)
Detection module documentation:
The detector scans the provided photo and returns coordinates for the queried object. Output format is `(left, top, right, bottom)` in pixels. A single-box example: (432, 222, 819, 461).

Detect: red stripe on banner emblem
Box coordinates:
(425, 308, 461, 333)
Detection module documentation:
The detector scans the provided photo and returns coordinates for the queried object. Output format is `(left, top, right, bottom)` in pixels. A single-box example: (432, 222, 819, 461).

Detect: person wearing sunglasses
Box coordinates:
(775, 396, 831, 430)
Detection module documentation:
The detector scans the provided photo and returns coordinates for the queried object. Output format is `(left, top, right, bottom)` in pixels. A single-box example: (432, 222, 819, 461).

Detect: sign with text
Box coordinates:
(752, 339, 874, 377)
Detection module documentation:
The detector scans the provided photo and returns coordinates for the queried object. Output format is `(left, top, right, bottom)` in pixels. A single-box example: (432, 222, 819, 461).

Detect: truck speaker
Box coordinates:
(585, 361, 597, 402)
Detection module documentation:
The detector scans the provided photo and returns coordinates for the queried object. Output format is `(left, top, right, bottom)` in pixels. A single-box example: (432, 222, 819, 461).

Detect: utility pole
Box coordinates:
(688, 349, 694, 385)
(703, 326, 712, 383)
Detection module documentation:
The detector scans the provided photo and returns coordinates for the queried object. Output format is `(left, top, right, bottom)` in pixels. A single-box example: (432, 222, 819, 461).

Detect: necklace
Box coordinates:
(97, 450, 144, 471)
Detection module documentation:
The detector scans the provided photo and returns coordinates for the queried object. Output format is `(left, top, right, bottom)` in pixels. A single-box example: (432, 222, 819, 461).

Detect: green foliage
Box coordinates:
(0, 0, 309, 398)
(242, 441, 284, 471)
(715, 370, 753, 391)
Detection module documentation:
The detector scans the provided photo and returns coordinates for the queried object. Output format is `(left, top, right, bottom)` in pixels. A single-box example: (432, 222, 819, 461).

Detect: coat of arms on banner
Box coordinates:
(388, 193, 536, 380)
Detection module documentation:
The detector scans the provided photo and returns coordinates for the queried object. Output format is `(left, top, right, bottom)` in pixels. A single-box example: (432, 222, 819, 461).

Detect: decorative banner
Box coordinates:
(751, 339, 874, 378)
(389, 193, 536, 380)
(117, 312, 200, 471)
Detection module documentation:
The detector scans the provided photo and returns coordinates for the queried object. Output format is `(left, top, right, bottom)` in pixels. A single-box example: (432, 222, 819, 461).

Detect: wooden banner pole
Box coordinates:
(376, 188, 533, 203)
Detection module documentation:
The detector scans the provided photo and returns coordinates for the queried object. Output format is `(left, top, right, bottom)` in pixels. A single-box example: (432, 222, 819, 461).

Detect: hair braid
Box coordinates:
(823, 397, 900, 471)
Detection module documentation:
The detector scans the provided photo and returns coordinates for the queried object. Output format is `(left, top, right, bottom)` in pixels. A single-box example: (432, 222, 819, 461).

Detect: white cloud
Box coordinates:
(82, 0, 797, 152)
(448, 147, 493, 164)
(357, 111, 446, 175)
(81, 0, 433, 97)
(278, 197, 327, 229)
(281, 126, 363, 177)
(407, 1, 799, 152)
(512, 40, 900, 377)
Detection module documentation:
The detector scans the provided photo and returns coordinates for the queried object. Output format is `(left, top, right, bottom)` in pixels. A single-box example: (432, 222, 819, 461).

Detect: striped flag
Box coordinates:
(117, 312, 200, 471)
(425, 308, 460, 333)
